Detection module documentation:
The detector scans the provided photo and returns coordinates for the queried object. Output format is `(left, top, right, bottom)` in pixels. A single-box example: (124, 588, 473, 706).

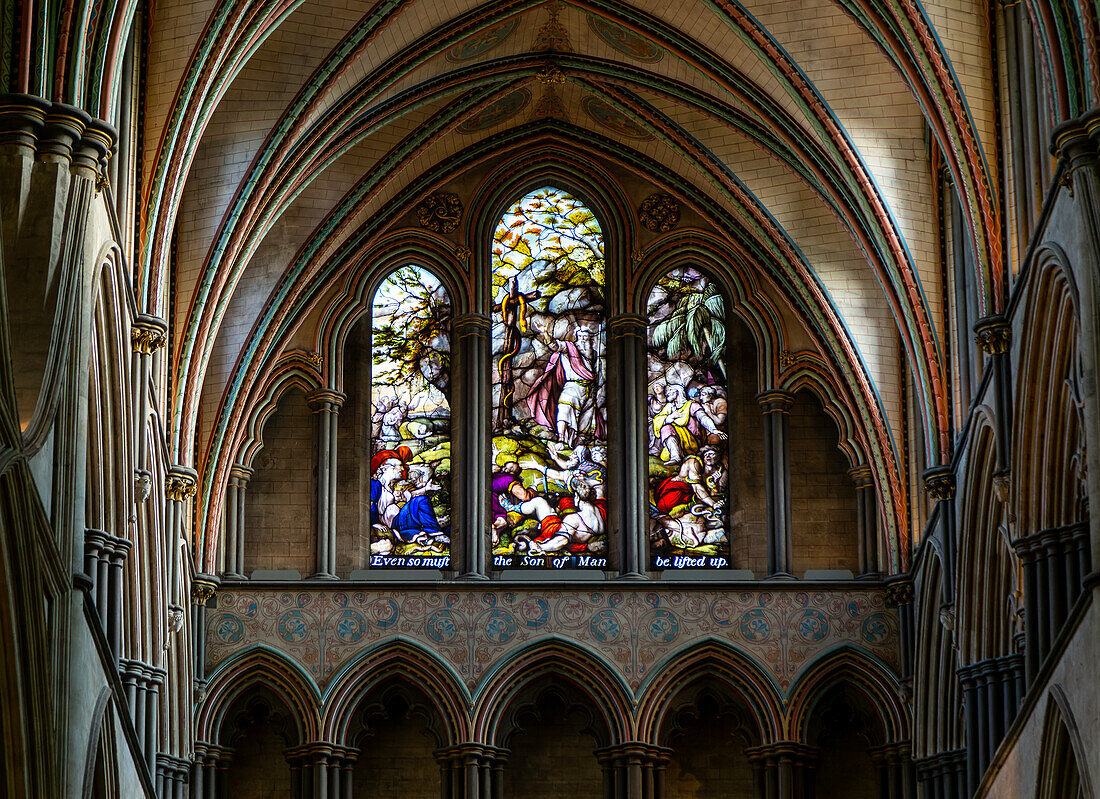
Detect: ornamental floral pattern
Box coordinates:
(207, 588, 899, 694)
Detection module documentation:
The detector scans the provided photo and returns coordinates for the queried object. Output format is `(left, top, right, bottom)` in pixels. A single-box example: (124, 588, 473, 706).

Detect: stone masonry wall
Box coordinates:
(789, 390, 859, 575)
(245, 388, 317, 576)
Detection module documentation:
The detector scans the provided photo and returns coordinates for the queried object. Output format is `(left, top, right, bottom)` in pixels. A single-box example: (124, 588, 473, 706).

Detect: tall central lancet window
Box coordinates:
(646, 266, 730, 569)
(369, 266, 452, 567)
(490, 186, 608, 568)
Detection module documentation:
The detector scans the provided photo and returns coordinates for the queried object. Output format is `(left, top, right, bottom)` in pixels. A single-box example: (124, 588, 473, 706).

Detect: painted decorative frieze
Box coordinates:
(207, 587, 898, 695)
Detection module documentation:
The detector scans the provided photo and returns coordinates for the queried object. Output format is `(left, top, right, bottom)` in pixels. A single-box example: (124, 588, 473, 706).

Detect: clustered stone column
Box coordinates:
(1013, 521, 1092, 681)
(1000, 0, 1030, 254)
(155, 753, 190, 799)
(923, 467, 956, 604)
(868, 742, 915, 799)
(190, 742, 231, 799)
(307, 390, 344, 579)
(434, 743, 508, 799)
(190, 575, 218, 688)
(608, 315, 649, 577)
(119, 659, 166, 770)
(284, 743, 358, 799)
(222, 465, 252, 579)
(453, 313, 491, 579)
(884, 577, 915, 685)
(914, 749, 967, 799)
(744, 742, 819, 799)
(973, 316, 1013, 477)
(849, 465, 880, 577)
(1053, 113, 1100, 573)
(758, 390, 794, 578)
(131, 314, 167, 484)
(958, 654, 1024, 792)
(166, 466, 198, 609)
(83, 528, 132, 658)
(595, 743, 671, 799)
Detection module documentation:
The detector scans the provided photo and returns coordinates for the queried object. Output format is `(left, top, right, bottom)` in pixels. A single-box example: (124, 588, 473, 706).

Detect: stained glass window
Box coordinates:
(490, 187, 608, 568)
(369, 266, 452, 568)
(646, 267, 730, 569)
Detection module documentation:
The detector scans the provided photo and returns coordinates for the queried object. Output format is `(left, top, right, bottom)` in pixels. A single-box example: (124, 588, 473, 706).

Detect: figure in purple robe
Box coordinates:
(525, 326, 604, 445)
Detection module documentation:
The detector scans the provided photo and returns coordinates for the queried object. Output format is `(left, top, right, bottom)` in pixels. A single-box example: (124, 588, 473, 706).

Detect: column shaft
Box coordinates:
(224, 466, 251, 578)
(609, 315, 648, 577)
(1002, 1, 1030, 256)
(454, 315, 491, 578)
(308, 392, 344, 579)
(759, 391, 794, 577)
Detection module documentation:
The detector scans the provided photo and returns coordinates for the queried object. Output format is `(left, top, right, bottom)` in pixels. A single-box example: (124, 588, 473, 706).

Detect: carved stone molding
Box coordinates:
(133, 469, 152, 503)
(639, 193, 681, 232)
(415, 192, 462, 233)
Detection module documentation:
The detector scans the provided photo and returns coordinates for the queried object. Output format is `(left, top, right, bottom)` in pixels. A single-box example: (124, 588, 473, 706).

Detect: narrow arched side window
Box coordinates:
(646, 266, 730, 569)
(489, 187, 608, 569)
(369, 266, 453, 568)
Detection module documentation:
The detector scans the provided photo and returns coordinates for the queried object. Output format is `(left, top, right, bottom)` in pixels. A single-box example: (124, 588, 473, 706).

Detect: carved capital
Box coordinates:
(923, 465, 956, 501)
(0, 97, 115, 171)
(131, 315, 168, 355)
(191, 575, 219, 606)
(453, 313, 491, 338)
(973, 314, 1011, 355)
(757, 389, 794, 414)
(166, 467, 198, 502)
(303, 351, 323, 370)
(848, 465, 874, 489)
(744, 742, 821, 767)
(306, 389, 345, 413)
(594, 742, 673, 768)
(1051, 109, 1100, 174)
(229, 464, 254, 486)
(607, 313, 647, 339)
(434, 743, 510, 767)
(884, 579, 914, 607)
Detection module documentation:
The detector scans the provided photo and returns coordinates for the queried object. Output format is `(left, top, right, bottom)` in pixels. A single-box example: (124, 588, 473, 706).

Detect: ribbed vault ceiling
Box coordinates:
(138, 0, 1010, 564)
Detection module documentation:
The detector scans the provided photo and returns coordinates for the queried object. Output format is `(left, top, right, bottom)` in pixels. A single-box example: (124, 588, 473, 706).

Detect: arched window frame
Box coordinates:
(466, 167, 633, 577)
